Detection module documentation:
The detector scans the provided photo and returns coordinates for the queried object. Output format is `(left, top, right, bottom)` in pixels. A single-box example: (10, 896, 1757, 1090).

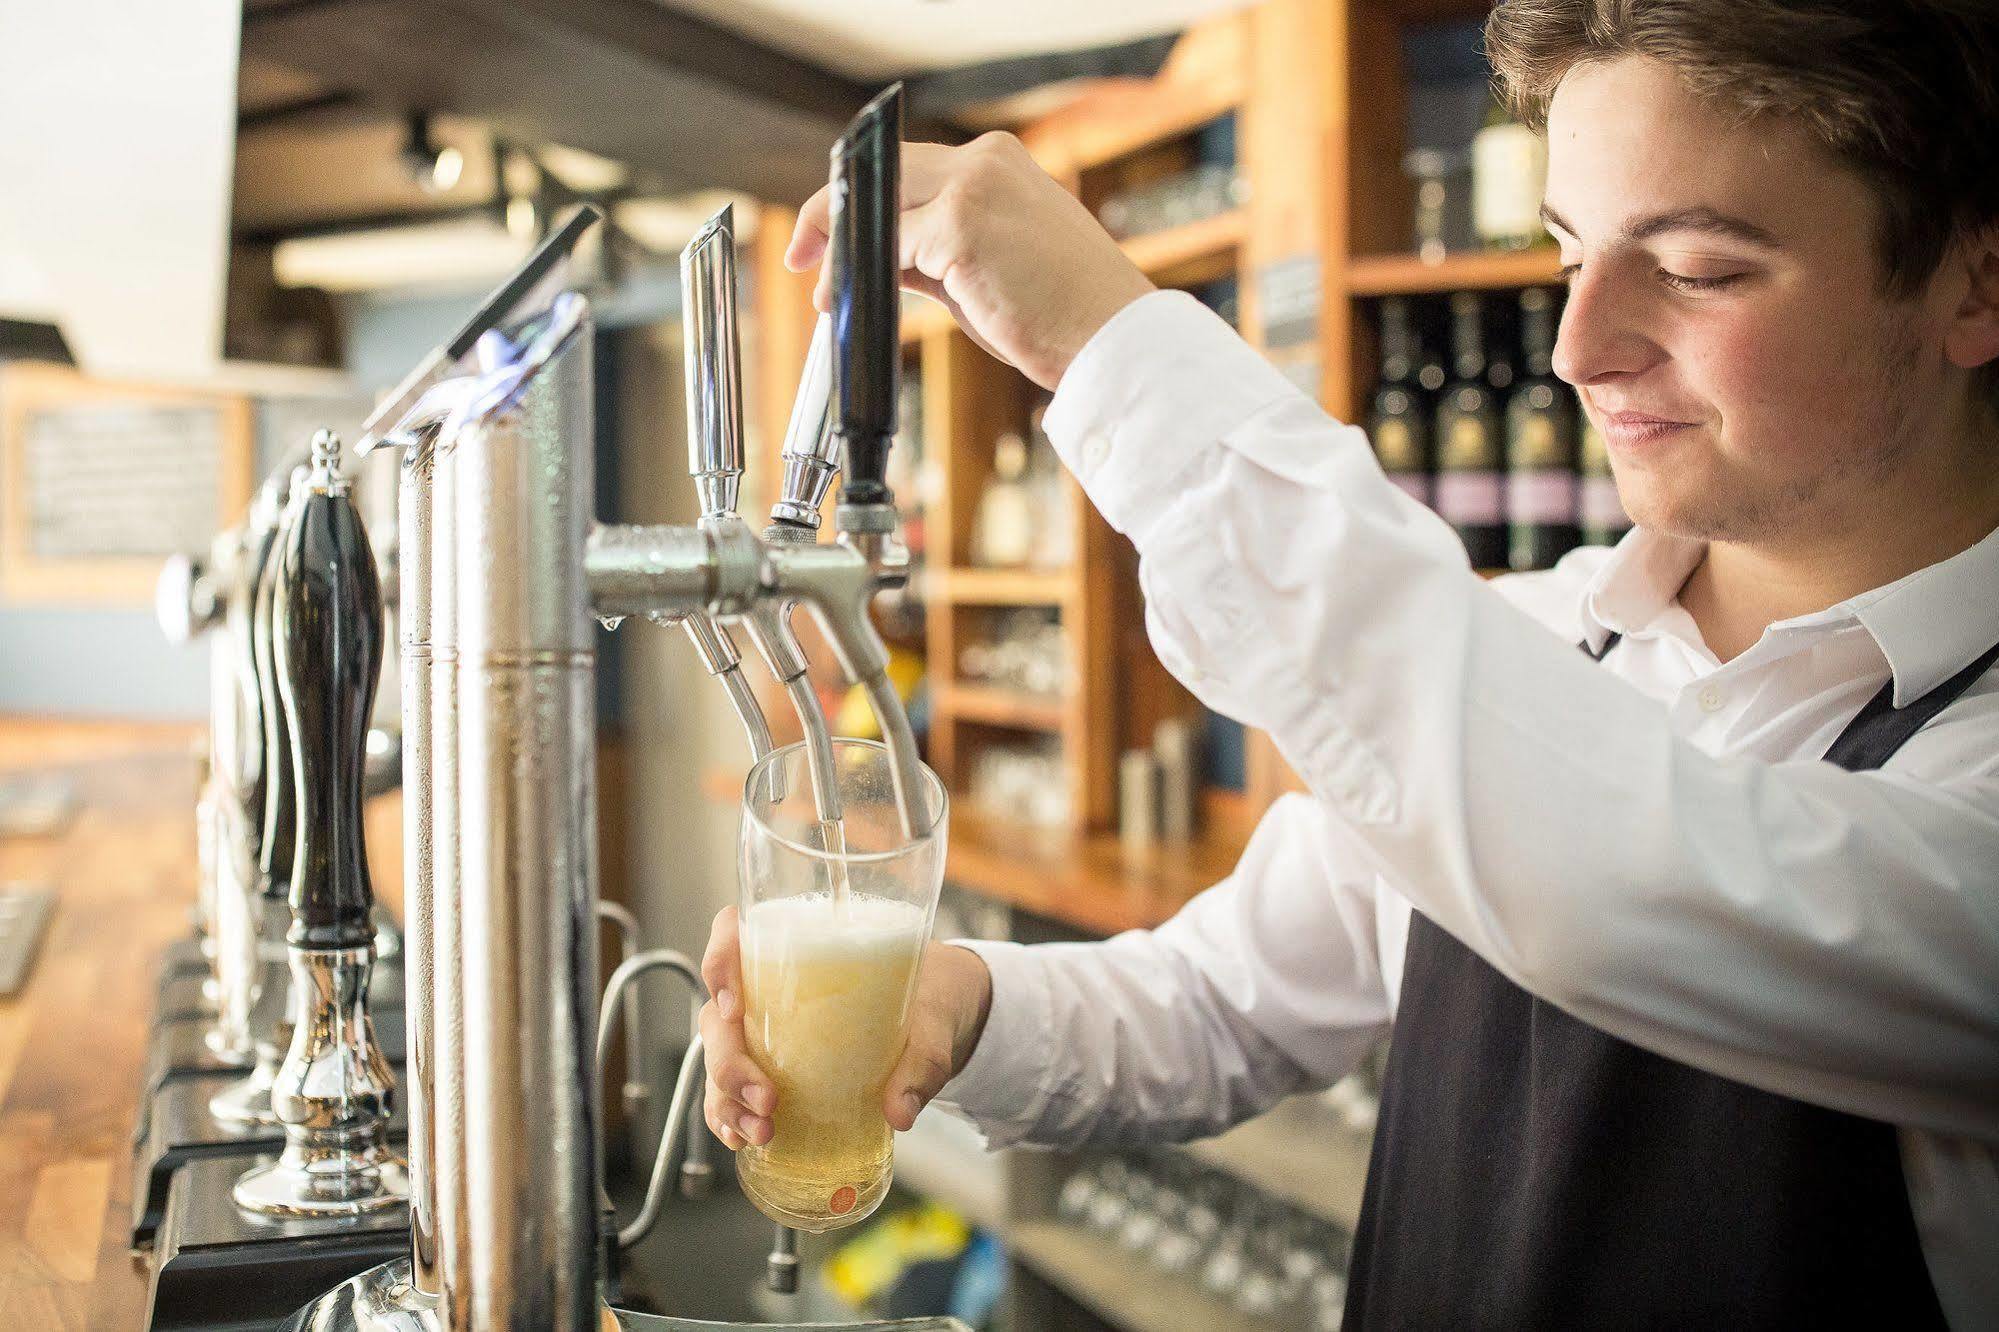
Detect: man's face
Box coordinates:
(1543, 56, 1957, 547)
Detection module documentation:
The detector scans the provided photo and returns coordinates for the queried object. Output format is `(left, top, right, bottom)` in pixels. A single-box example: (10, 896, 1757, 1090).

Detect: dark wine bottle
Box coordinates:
(1434, 292, 1507, 569)
(1578, 409, 1631, 546)
(1506, 287, 1578, 570)
(1369, 297, 1432, 504)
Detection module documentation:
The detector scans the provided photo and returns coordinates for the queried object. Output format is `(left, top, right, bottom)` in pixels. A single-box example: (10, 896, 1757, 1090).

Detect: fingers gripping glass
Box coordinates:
(736, 738, 948, 1233)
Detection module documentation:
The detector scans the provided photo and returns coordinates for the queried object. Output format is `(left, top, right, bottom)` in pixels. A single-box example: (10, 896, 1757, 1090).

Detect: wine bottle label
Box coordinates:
(1441, 413, 1496, 468)
(1435, 471, 1504, 525)
(1506, 469, 1577, 524)
(1580, 475, 1628, 528)
(1473, 124, 1548, 246)
(1515, 413, 1557, 466)
(1389, 473, 1432, 505)
(1374, 418, 1423, 471)
(1580, 418, 1612, 473)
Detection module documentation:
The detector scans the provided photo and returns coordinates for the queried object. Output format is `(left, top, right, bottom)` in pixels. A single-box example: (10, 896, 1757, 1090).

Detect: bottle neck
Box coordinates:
(1379, 300, 1414, 384)
(1520, 298, 1556, 379)
(1451, 319, 1485, 382)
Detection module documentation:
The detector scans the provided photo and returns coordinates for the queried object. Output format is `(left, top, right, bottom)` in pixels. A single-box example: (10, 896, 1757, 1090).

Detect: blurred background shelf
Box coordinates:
(1008, 1220, 1284, 1332)
(933, 566, 1072, 606)
(1182, 1094, 1374, 1231)
(1120, 208, 1247, 287)
(1346, 246, 1563, 296)
(932, 682, 1065, 732)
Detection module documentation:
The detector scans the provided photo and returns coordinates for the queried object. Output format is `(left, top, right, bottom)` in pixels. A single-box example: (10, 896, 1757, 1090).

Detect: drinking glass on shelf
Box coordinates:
(1117, 1157, 1165, 1254)
(736, 738, 949, 1233)
(1402, 147, 1473, 263)
(1085, 1156, 1135, 1236)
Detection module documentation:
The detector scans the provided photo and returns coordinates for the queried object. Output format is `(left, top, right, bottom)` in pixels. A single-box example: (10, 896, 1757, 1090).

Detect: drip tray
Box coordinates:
(145, 1152, 409, 1332)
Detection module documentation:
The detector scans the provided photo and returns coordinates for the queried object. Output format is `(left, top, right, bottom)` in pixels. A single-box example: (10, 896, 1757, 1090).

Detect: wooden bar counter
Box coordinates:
(0, 720, 402, 1331)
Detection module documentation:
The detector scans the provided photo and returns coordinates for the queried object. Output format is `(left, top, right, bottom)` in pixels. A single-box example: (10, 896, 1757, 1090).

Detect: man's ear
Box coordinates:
(1943, 224, 1999, 374)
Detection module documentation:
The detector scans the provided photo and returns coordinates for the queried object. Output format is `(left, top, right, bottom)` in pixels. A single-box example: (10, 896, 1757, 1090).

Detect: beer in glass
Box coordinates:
(736, 738, 947, 1232)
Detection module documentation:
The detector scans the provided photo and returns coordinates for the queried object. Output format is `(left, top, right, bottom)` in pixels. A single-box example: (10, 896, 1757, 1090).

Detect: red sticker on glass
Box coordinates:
(829, 1186, 857, 1215)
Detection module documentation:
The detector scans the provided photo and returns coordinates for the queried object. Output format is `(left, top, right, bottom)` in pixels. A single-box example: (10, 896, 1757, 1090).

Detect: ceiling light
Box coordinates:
(404, 111, 463, 194)
(506, 195, 540, 241)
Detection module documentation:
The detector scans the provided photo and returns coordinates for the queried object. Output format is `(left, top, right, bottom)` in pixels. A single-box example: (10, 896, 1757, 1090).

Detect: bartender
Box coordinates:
(703, 0, 1999, 1325)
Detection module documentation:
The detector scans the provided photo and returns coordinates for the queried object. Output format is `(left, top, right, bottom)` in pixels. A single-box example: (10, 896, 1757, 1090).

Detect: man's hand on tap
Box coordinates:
(699, 905, 995, 1148)
(786, 133, 1157, 392)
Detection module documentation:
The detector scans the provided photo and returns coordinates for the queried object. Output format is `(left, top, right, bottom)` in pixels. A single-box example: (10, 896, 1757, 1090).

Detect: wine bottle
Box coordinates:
(1578, 409, 1631, 546)
(1472, 97, 1548, 252)
(1434, 292, 1507, 569)
(1506, 287, 1578, 569)
(1369, 297, 1432, 504)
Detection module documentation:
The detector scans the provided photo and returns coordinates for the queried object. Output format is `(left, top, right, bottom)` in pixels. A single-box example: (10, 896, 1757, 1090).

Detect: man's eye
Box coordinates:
(1558, 263, 1582, 286)
(1658, 270, 1745, 293)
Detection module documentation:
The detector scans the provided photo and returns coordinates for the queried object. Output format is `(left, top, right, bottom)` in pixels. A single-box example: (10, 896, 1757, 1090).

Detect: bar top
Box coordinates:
(0, 722, 199, 1329)
(0, 719, 403, 1330)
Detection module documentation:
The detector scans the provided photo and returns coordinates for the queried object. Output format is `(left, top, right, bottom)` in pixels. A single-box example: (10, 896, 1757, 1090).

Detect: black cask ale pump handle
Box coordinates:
(233, 427, 408, 1219)
(276, 429, 383, 950)
(255, 468, 308, 898)
(235, 479, 286, 860)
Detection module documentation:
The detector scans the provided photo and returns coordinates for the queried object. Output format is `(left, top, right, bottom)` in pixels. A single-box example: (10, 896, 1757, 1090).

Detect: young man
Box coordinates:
(703, 1, 1999, 1323)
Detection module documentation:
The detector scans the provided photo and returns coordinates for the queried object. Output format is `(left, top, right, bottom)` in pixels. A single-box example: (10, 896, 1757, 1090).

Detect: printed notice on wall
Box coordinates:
(1, 364, 250, 604)
(21, 401, 224, 559)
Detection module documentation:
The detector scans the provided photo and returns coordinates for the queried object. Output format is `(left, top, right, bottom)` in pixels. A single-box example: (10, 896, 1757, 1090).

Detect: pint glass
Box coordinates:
(736, 738, 947, 1233)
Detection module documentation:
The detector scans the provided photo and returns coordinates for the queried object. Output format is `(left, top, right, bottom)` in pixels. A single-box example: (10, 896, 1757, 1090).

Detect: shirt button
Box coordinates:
(1081, 433, 1112, 474)
(1697, 685, 1724, 713)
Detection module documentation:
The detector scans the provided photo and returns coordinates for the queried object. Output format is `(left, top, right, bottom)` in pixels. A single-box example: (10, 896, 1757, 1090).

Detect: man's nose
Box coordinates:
(1551, 265, 1661, 386)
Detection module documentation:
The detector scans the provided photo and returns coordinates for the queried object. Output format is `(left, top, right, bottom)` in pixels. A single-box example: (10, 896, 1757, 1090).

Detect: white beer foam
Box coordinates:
(742, 892, 927, 959)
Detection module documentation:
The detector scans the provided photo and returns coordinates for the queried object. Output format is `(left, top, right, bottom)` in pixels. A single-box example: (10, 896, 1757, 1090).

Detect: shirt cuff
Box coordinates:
(1043, 289, 1305, 549)
(933, 938, 1055, 1147)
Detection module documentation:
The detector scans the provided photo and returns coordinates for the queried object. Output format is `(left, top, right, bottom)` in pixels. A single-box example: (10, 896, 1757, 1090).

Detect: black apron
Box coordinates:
(1344, 631, 1999, 1329)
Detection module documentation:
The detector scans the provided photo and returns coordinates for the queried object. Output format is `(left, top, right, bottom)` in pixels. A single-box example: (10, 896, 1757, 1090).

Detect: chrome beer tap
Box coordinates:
(664, 203, 777, 768)
(234, 430, 409, 1217)
(282, 86, 959, 1332)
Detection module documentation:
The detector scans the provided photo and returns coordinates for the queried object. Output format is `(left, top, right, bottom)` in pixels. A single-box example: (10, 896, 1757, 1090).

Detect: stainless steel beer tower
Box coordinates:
(286, 84, 959, 1332)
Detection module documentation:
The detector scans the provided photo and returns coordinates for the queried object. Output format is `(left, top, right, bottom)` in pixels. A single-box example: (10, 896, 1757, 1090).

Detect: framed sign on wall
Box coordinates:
(0, 362, 252, 605)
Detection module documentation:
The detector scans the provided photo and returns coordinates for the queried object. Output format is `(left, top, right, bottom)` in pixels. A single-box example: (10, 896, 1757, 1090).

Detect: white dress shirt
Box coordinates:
(937, 290, 1999, 1326)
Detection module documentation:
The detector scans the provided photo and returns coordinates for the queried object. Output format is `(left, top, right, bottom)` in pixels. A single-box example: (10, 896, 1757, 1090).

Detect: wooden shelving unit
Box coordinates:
(739, 6, 1469, 1327)
(1346, 245, 1563, 295)
(930, 681, 1065, 732)
(1120, 207, 1249, 288)
(932, 565, 1069, 606)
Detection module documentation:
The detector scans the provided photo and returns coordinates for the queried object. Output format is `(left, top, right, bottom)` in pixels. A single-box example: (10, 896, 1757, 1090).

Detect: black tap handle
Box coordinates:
(237, 489, 283, 853)
(830, 83, 903, 507)
(255, 475, 304, 897)
(276, 432, 382, 949)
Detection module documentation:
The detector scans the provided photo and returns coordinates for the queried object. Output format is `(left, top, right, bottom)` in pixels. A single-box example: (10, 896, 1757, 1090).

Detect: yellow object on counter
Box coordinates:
(823, 1201, 971, 1308)
(833, 644, 925, 740)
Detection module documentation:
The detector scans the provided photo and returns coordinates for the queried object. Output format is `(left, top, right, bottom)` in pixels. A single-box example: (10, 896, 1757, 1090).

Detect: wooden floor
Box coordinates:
(0, 718, 202, 1330)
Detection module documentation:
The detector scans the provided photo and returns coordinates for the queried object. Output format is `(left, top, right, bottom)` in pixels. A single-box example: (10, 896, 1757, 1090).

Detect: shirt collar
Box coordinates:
(1578, 527, 1705, 652)
(1844, 522, 1999, 707)
(1578, 523, 1999, 707)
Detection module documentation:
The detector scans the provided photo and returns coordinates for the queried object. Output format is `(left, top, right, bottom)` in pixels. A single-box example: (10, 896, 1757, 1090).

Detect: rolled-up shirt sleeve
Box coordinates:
(936, 793, 1392, 1149)
(1037, 289, 1999, 1140)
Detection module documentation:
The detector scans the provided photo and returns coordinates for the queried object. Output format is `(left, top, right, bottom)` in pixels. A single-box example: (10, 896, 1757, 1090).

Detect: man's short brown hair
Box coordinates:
(1486, 0, 1999, 411)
